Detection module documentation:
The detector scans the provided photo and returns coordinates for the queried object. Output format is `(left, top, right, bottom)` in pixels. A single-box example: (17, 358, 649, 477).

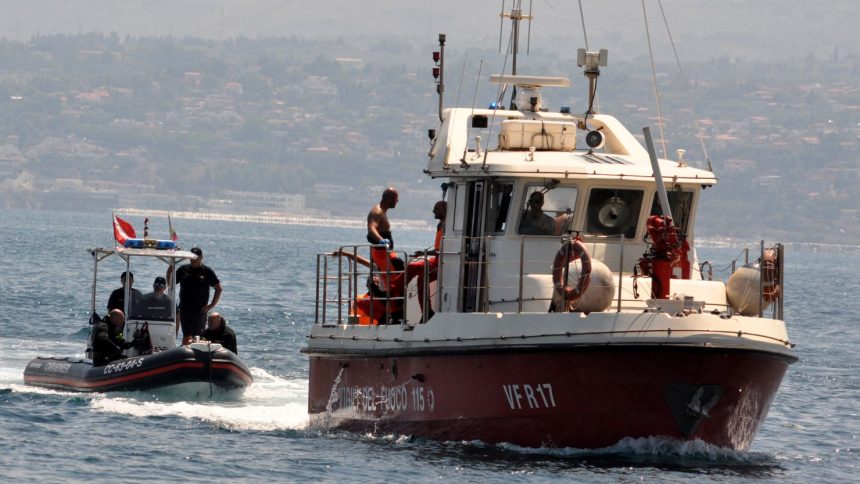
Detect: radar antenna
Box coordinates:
(499, 0, 533, 109)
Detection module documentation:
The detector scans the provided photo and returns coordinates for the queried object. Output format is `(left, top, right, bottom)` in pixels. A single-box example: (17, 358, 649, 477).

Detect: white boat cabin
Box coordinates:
(314, 75, 780, 327)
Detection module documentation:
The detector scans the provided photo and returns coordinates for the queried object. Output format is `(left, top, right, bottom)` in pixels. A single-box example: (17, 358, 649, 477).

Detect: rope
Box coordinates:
(577, 0, 589, 51)
(309, 327, 792, 347)
(207, 341, 214, 398)
(642, 0, 668, 159)
(657, 0, 713, 172)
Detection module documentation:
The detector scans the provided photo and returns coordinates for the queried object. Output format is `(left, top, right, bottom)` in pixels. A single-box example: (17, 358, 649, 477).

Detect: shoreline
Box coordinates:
(115, 207, 434, 231)
(41, 207, 860, 252)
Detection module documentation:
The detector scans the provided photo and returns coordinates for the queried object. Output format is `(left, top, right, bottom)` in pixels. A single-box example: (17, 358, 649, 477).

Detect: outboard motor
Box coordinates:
(85, 312, 100, 360)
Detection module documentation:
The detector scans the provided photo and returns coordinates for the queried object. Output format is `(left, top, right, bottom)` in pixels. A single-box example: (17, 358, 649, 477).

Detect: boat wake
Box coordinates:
(494, 435, 772, 462)
(88, 367, 309, 432)
(1, 337, 310, 432)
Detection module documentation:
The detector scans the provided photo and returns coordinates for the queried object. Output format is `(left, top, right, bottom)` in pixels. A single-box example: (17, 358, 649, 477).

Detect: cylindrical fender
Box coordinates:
(552, 239, 592, 302)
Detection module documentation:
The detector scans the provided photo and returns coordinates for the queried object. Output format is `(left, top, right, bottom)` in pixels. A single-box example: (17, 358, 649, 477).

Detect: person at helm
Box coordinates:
(518, 191, 555, 236)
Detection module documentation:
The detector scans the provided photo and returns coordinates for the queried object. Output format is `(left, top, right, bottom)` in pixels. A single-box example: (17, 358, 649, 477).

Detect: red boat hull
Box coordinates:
(307, 347, 793, 450)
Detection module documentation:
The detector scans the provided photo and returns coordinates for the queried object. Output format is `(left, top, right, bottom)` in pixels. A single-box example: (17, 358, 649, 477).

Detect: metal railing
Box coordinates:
(315, 238, 785, 325)
(316, 244, 435, 327)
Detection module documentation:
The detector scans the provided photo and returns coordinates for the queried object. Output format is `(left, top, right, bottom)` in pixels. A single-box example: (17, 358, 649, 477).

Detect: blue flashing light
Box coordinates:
(488, 101, 499, 109)
(124, 238, 144, 248)
(123, 238, 177, 250)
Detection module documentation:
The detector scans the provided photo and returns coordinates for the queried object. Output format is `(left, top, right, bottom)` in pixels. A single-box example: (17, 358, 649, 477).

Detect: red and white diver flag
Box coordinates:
(113, 213, 137, 245)
(168, 214, 178, 241)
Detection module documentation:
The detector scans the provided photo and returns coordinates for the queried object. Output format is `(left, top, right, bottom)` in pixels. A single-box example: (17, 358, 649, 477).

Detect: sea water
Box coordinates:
(0, 209, 856, 482)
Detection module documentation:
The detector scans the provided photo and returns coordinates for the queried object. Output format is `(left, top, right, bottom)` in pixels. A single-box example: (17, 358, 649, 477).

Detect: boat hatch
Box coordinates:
(581, 153, 630, 165)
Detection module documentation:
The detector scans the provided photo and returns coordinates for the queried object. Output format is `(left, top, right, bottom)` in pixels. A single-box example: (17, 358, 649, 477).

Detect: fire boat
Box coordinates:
(303, 6, 795, 449)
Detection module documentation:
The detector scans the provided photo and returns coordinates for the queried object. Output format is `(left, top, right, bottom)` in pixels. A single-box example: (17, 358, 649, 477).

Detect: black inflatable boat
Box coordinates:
(24, 342, 252, 393)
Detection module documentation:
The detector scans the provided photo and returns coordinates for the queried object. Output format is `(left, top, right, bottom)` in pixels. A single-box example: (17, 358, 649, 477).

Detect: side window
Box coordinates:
(452, 183, 465, 233)
(484, 181, 514, 234)
(649, 188, 694, 235)
(585, 188, 644, 239)
(518, 184, 579, 236)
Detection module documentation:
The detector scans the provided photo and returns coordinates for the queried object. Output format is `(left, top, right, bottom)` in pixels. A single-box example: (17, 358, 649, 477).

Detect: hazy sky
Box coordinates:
(2, 1, 857, 61)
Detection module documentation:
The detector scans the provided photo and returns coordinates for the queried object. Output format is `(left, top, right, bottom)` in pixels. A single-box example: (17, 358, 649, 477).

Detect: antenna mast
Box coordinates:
(499, 0, 533, 109)
(433, 34, 446, 123)
(499, 0, 533, 76)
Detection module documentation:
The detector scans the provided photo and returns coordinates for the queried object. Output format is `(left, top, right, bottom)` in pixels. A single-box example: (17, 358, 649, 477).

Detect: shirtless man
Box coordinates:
(367, 187, 399, 249)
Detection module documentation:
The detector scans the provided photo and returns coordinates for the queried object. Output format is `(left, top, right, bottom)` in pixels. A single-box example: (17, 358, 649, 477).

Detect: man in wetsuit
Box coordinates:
(168, 247, 222, 345)
(107, 271, 143, 313)
(91, 309, 136, 366)
(202, 312, 238, 355)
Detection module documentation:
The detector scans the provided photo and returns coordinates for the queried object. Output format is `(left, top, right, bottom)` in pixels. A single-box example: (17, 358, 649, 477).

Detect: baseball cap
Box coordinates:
(190, 247, 203, 257)
(153, 276, 167, 288)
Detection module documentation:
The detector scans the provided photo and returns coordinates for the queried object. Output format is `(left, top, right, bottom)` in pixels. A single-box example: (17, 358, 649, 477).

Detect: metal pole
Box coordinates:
(617, 235, 624, 313)
(352, 246, 359, 323)
(518, 236, 524, 313)
(369, 249, 375, 325)
(437, 237, 444, 315)
(778, 243, 785, 321)
(322, 255, 328, 325)
(758, 240, 764, 318)
(437, 34, 446, 123)
(315, 254, 320, 325)
(458, 234, 468, 312)
(511, 8, 520, 76)
(90, 250, 98, 317)
(643, 127, 673, 221)
(384, 247, 392, 324)
(337, 248, 343, 324)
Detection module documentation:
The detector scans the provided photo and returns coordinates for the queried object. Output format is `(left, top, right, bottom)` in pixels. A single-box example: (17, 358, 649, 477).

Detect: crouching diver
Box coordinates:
(202, 312, 238, 355)
(91, 309, 144, 366)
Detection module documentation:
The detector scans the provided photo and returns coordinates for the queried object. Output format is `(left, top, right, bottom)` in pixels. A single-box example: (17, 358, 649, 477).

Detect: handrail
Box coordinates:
(315, 237, 785, 325)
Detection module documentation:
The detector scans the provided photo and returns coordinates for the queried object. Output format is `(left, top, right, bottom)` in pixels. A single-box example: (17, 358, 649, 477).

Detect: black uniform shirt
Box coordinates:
(175, 264, 219, 310)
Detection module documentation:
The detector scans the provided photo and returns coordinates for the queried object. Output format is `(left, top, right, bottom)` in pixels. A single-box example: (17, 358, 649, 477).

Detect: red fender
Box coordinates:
(552, 239, 592, 302)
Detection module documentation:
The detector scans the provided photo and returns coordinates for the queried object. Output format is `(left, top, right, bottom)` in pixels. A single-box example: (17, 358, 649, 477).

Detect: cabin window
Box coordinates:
(452, 183, 466, 233)
(649, 188, 694, 235)
(585, 188, 644, 239)
(484, 181, 514, 234)
(518, 184, 579, 236)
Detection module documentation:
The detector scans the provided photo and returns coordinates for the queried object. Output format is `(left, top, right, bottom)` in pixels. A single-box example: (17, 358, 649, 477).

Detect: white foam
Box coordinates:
(87, 369, 310, 432)
(492, 435, 765, 462)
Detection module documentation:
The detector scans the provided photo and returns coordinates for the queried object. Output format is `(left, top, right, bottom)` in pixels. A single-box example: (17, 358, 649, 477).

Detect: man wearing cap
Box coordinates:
(136, 276, 173, 321)
(168, 247, 222, 345)
(107, 271, 143, 313)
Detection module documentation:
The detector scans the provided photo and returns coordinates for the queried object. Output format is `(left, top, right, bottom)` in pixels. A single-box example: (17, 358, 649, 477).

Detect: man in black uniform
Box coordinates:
(168, 247, 222, 345)
(107, 271, 143, 313)
(91, 309, 136, 366)
(202, 312, 238, 355)
(136, 276, 173, 321)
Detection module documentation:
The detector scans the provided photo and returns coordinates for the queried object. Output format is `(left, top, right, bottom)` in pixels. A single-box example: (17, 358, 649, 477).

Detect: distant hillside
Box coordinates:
(2, 1, 858, 61)
(0, 29, 857, 244)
